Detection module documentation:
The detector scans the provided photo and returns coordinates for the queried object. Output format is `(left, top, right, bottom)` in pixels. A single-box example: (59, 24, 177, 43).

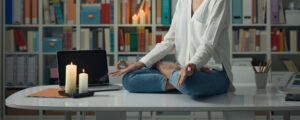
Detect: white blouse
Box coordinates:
(139, 0, 235, 91)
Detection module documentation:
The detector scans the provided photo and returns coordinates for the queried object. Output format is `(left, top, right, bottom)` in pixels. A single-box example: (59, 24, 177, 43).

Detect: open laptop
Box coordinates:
(57, 50, 122, 92)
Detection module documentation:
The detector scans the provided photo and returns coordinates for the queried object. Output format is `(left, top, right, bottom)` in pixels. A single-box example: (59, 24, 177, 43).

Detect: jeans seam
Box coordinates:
(161, 77, 168, 92)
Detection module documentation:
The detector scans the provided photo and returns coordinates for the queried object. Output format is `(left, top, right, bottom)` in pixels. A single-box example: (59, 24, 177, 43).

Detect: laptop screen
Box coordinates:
(57, 50, 109, 86)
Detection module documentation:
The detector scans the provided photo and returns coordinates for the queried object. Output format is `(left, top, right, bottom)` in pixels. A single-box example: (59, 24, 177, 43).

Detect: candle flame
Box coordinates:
(70, 62, 73, 65)
(133, 14, 137, 18)
(141, 10, 144, 14)
(82, 69, 85, 73)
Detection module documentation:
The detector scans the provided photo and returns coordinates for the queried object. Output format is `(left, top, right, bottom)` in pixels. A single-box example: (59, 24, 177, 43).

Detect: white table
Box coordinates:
(5, 84, 299, 120)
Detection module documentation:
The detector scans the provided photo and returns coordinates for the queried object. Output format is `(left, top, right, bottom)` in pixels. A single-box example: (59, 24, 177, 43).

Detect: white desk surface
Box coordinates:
(5, 84, 300, 112)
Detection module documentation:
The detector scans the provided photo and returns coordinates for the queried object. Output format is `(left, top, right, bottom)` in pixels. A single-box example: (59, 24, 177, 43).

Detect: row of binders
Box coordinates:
(232, 28, 267, 52)
(271, 28, 300, 52)
(5, 0, 38, 24)
(81, 0, 114, 24)
(43, 0, 76, 24)
(118, 27, 168, 52)
(156, 0, 177, 24)
(80, 27, 114, 52)
(5, 30, 39, 52)
(5, 55, 38, 86)
(232, 0, 267, 24)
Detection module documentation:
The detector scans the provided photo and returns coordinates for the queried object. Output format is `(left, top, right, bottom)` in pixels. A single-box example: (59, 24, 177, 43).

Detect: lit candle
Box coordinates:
(79, 69, 88, 93)
(65, 62, 77, 94)
(132, 14, 138, 24)
(140, 10, 146, 24)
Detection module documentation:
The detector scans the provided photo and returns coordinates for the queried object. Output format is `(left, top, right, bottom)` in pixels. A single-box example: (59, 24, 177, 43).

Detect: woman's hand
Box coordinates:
(177, 63, 196, 86)
(177, 64, 211, 86)
(108, 60, 145, 77)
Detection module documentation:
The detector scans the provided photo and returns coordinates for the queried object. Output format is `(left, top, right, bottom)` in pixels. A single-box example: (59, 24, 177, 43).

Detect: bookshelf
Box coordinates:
(230, 0, 300, 75)
(2, 0, 300, 119)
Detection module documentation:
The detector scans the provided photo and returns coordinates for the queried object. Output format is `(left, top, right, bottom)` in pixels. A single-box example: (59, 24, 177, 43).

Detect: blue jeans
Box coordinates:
(122, 68, 230, 96)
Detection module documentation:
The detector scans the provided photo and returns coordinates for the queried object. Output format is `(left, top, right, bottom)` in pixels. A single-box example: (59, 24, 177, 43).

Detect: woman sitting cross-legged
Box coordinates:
(109, 0, 235, 97)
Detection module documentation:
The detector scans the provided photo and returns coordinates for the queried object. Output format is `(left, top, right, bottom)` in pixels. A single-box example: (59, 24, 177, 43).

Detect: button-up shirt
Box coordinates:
(139, 0, 235, 91)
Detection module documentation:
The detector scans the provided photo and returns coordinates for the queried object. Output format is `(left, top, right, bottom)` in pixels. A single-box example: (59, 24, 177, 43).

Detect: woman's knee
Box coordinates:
(177, 72, 229, 96)
(122, 71, 139, 92)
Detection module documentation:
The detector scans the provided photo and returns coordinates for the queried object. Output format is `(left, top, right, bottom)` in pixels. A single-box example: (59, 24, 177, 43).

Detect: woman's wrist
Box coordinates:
(134, 62, 146, 69)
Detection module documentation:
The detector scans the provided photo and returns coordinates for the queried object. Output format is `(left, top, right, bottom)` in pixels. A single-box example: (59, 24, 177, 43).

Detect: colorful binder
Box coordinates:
(161, 0, 171, 24)
(232, 0, 243, 24)
(243, 0, 252, 24)
(5, 0, 13, 24)
(271, 0, 279, 24)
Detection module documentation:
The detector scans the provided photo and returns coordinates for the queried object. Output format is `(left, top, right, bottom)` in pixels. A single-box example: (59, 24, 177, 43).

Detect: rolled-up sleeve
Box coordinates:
(139, 0, 181, 68)
(188, 0, 228, 68)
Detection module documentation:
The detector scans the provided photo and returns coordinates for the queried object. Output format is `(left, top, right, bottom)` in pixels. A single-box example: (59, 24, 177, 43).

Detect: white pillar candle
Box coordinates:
(79, 69, 88, 93)
(132, 14, 138, 24)
(65, 62, 77, 94)
(140, 10, 146, 24)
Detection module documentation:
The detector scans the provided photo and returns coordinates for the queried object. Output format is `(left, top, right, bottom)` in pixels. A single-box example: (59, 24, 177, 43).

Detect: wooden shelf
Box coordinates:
(81, 24, 114, 27)
(118, 52, 175, 55)
(232, 24, 267, 27)
(271, 52, 300, 55)
(118, 24, 153, 27)
(232, 52, 268, 55)
(155, 24, 171, 27)
(5, 52, 39, 55)
(118, 52, 149, 55)
(5, 25, 39, 27)
(42, 24, 76, 27)
(271, 24, 300, 27)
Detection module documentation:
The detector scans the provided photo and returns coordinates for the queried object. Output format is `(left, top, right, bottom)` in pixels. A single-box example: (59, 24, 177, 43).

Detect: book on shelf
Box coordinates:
(80, 27, 114, 51)
(232, 0, 242, 24)
(156, 0, 162, 24)
(5, 29, 39, 52)
(5, 0, 13, 24)
(5, 30, 15, 52)
(271, 28, 300, 52)
(282, 59, 300, 75)
(5, 55, 38, 86)
(243, 0, 252, 24)
(43, 0, 76, 24)
(27, 55, 38, 86)
(53, 0, 64, 24)
(101, 0, 111, 24)
(119, 0, 151, 24)
(119, 27, 155, 52)
(161, 0, 171, 24)
(45, 59, 59, 85)
(271, 0, 285, 24)
(232, 0, 266, 24)
(110, 0, 115, 24)
(12, 0, 24, 24)
(62, 27, 72, 51)
(232, 28, 266, 52)
(156, 28, 168, 44)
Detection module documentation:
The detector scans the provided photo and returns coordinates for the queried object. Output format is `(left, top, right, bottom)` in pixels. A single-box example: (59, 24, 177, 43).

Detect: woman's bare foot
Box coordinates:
(154, 62, 180, 90)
